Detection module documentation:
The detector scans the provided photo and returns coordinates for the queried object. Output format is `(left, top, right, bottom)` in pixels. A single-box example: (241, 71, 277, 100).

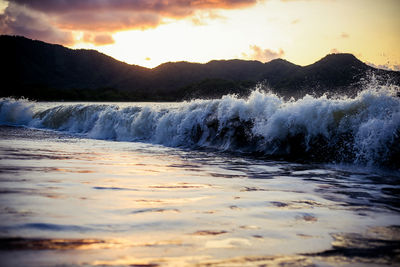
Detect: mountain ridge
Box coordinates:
(1, 35, 399, 101)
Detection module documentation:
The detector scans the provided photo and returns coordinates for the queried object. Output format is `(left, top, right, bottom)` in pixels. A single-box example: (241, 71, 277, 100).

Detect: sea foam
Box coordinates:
(1, 80, 399, 168)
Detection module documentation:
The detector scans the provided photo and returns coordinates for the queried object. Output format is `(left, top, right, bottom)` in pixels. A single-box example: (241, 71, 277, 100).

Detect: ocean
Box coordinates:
(0, 84, 399, 266)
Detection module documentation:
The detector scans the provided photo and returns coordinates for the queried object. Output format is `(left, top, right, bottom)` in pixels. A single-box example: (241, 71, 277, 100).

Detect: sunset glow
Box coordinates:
(1, 0, 399, 69)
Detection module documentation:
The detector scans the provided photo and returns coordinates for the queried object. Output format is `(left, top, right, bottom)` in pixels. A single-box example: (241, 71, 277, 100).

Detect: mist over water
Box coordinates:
(1, 79, 399, 169)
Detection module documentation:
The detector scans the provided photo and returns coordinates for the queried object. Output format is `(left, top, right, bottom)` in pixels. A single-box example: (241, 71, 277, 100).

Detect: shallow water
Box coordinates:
(0, 125, 399, 266)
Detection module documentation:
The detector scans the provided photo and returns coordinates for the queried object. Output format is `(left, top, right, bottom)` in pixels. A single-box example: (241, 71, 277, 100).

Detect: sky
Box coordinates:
(0, 0, 399, 69)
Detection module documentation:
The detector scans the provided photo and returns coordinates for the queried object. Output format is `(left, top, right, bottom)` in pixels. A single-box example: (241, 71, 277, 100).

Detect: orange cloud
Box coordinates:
(93, 34, 115, 45)
(1, 0, 258, 45)
(56, 11, 161, 32)
(83, 33, 115, 46)
(242, 45, 285, 62)
(330, 48, 340, 54)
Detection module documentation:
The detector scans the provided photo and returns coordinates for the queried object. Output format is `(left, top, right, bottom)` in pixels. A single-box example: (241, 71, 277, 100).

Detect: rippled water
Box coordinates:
(0, 125, 399, 266)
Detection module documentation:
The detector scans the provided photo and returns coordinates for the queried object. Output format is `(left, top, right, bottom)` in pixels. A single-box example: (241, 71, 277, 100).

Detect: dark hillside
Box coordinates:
(1, 35, 399, 101)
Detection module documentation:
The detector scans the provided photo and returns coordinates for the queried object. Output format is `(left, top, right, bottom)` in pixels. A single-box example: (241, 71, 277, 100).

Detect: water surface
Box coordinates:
(0, 125, 399, 266)
(1, 89, 399, 266)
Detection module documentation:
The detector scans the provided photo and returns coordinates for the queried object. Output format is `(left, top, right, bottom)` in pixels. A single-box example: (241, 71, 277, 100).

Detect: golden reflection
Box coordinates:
(239, 225, 261, 230)
(133, 196, 211, 206)
(134, 239, 183, 247)
(205, 238, 251, 248)
(55, 151, 189, 176)
(52, 168, 94, 174)
(143, 169, 160, 173)
(149, 183, 213, 189)
(91, 255, 212, 267)
(44, 194, 64, 199)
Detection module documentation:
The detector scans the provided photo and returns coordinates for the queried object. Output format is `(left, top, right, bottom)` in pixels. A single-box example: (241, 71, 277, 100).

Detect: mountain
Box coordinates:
(1, 35, 399, 101)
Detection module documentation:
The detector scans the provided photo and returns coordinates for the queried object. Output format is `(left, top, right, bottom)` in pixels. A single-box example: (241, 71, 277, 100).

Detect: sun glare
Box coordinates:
(96, 19, 253, 68)
(67, 0, 400, 69)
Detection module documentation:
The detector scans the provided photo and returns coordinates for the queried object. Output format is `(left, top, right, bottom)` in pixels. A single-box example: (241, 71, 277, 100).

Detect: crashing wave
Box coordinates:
(1, 80, 399, 168)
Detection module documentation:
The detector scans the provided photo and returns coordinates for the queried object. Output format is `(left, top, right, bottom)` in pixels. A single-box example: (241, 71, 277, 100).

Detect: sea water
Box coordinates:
(0, 85, 399, 266)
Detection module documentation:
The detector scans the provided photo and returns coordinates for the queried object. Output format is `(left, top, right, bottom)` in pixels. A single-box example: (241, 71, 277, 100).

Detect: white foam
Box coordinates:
(1, 78, 399, 167)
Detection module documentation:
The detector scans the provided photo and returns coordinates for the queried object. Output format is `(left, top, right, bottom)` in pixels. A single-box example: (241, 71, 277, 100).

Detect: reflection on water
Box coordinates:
(0, 126, 399, 266)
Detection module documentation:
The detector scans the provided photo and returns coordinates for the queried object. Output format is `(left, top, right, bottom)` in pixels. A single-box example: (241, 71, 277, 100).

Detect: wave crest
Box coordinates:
(1, 82, 399, 168)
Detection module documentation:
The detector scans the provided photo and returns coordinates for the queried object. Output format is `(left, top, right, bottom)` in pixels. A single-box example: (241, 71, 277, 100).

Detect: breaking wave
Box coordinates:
(1, 81, 400, 168)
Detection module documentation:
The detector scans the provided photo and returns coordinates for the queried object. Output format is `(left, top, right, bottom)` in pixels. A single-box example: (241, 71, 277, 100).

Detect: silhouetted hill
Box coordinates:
(1, 35, 399, 101)
(0, 35, 152, 100)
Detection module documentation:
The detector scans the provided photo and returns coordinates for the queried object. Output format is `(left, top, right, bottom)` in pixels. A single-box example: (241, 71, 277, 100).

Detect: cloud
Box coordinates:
(83, 33, 115, 46)
(0, 2, 74, 45)
(56, 11, 161, 32)
(93, 34, 115, 46)
(242, 45, 285, 62)
(340, 32, 349, 38)
(1, 0, 258, 45)
(7, 0, 257, 14)
(191, 10, 226, 26)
